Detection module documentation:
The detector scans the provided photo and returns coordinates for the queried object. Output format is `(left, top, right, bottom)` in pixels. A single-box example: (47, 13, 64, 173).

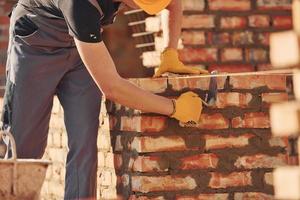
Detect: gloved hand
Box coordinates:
(171, 92, 203, 123)
(153, 48, 209, 78)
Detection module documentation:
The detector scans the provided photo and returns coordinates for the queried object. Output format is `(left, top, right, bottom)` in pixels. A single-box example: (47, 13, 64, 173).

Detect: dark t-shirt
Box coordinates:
(18, 0, 121, 43)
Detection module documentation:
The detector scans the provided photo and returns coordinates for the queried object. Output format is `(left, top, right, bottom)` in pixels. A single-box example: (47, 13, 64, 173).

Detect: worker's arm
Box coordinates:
(75, 39, 174, 115)
(153, 0, 208, 77)
(165, 0, 182, 49)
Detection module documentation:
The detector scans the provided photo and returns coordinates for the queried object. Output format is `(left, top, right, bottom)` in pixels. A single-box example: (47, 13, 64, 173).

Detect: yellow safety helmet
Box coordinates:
(133, 0, 172, 15)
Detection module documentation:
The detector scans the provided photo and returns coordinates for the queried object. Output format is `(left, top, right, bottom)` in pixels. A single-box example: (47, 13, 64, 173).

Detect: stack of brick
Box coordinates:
(107, 73, 298, 199)
(268, 0, 300, 199)
(143, 0, 293, 72)
(40, 98, 118, 200)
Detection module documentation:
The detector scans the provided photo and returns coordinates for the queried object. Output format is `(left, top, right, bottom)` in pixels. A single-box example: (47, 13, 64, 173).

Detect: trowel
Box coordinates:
(180, 70, 218, 128)
(202, 70, 218, 107)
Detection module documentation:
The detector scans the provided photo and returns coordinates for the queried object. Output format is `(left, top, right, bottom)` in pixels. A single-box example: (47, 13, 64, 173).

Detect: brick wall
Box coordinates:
(107, 74, 298, 200)
(143, 0, 293, 72)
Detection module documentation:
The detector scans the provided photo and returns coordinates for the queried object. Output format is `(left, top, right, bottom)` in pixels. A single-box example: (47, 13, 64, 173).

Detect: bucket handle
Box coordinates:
(0, 130, 17, 160)
(0, 130, 18, 195)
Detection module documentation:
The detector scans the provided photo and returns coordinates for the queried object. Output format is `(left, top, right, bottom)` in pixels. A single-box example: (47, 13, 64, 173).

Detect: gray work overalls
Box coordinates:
(2, 1, 103, 199)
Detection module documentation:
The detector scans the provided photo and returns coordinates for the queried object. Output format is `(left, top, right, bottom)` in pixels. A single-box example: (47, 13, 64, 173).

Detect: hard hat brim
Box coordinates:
(133, 0, 172, 15)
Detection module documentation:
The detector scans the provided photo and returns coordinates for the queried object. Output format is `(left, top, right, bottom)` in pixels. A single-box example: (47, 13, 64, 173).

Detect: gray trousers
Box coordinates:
(2, 4, 102, 199)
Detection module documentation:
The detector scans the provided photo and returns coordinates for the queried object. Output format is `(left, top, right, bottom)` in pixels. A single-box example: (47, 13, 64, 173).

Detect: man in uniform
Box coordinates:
(2, 0, 207, 199)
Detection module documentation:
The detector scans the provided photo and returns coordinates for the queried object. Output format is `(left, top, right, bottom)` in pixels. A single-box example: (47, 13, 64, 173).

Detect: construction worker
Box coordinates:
(1, 0, 207, 199)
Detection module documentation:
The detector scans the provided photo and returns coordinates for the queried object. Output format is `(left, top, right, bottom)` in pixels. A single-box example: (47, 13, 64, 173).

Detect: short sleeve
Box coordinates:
(58, 0, 103, 43)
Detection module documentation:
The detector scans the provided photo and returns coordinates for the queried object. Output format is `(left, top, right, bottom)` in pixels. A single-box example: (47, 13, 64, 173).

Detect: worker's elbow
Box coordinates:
(101, 79, 120, 101)
(101, 86, 116, 100)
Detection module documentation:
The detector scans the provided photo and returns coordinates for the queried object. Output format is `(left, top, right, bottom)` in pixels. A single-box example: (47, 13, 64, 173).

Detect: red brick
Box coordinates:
(131, 156, 164, 172)
(179, 48, 218, 63)
(0, 16, 9, 24)
(249, 15, 271, 27)
(0, 41, 8, 49)
(229, 75, 286, 90)
(232, 112, 270, 128)
(109, 116, 117, 130)
(209, 0, 251, 11)
(220, 16, 247, 29)
(132, 175, 197, 193)
(197, 113, 230, 129)
(232, 31, 254, 45)
(216, 92, 253, 108)
(207, 32, 231, 45)
(168, 76, 227, 91)
(176, 193, 229, 200)
(182, 15, 215, 29)
(234, 193, 274, 200)
(129, 78, 168, 93)
(246, 48, 268, 63)
(262, 93, 288, 105)
(257, 64, 273, 71)
(129, 196, 165, 200)
(209, 172, 252, 188)
(273, 16, 293, 29)
(180, 153, 219, 170)
(181, 31, 206, 45)
(269, 137, 289, 148)
(208, 64, 254, 73)
(257, 0, 291, 10)
(120, 116, 167, 133)
(234, 154, 288, 169)
(257, 33, 270, 45)
(0, 64, 5, 76)
(114, 154, 123, 170)
(130, 136, 187, 153)
(221, 48, 243, 62)
(204, 134, 254, 150)
(182, 0, 205, 11)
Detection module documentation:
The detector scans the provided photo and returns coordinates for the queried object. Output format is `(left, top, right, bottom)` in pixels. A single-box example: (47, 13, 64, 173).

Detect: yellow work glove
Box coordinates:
(153, 48, 209, 78)
(171, 92, 203, 123)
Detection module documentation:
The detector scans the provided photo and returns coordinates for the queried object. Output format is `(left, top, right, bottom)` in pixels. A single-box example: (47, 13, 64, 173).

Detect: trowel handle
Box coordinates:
(0, 130, 17, 160)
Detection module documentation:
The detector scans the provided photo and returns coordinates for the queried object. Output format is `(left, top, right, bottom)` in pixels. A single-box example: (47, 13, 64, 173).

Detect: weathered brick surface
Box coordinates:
(209, 0, 251, 11)
(209, 172, 252, 188)
(221, 48, 243, 62)
(230, 75, 286, 90)
(234, 192, 274, 200)
(181, 31, 206, 45)
(108, 74, 295, 199)
(257, 0, 291, 10)
(182, 0, 205, 11)
(232, 112, 270, 129)
(179, 48, 218, 63)
(249, 15, 271, 28)
(0, 0, 296, 199)
(182, 15, 215, 29)
(131, 175, 197, 193)
(142, 0, 292, 71)
(220, 16, 247, 29)
(176, 193, 229, 200)
(273, 16, 293, 29)
(216, 92, 253, 108)
(234, 154, 288, 169)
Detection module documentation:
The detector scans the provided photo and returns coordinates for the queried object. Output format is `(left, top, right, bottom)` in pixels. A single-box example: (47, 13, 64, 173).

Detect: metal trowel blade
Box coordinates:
(206, 70, 218, 106)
